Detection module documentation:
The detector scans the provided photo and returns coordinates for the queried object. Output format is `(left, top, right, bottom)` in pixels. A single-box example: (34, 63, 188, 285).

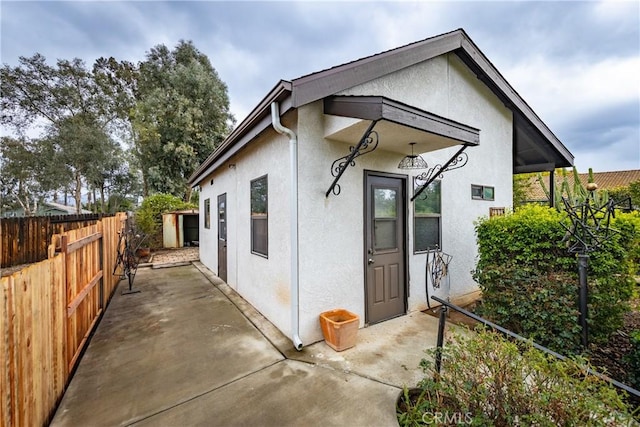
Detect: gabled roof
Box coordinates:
(189, 29, 573, 186)
(526, 169, 640, 201)
(43, 201, 92, 215)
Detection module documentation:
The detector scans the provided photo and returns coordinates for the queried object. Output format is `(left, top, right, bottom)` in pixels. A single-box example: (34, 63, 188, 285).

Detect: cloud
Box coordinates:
(1, 1, 638, 171)
(562, 100, 640, 171)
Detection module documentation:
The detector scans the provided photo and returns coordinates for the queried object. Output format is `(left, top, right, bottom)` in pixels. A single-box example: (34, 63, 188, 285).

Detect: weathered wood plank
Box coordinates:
(1, 214, 124, 426)
(1, 213, 111, 268)
(67, 271, 103, 317)
(64, 232, 102, 254)
(68, 308, 102, 373)
(0, 275, 14, 427)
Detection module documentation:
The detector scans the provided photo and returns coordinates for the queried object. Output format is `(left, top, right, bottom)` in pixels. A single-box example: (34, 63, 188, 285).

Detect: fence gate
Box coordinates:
(58, 223, 104, 371)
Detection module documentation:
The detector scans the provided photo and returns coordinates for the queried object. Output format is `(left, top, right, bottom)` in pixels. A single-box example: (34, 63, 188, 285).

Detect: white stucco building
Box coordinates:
(189, 29, 573, 349)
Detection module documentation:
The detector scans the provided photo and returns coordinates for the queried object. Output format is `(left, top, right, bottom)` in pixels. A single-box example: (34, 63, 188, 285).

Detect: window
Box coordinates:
(250, 175, 268, 257)
(218, 195, 226, 240)
(204, 198, 211, 229)
(374, 188, 398, 251)
(414, 179, 441, 253)
(471, 184, 495, 201)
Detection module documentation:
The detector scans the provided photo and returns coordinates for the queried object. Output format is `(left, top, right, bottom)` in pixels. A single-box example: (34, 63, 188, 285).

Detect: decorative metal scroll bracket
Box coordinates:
(326, 120, 379, 197)
(411, 145, 469, 202)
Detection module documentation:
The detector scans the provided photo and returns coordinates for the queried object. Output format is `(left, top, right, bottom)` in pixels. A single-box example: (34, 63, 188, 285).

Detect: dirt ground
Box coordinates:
(588, 296, 640, 396)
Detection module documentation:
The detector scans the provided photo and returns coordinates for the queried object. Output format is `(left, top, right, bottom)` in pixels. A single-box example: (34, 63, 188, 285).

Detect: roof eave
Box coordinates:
(188, 80, 293, 186)
(291, 28, 573, 168)
(292, 29, 465, 108)
(454, 35, 574, 167)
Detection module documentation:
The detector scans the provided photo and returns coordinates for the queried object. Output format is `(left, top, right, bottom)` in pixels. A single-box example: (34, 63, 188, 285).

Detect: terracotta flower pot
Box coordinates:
(319, 308, 359, 351)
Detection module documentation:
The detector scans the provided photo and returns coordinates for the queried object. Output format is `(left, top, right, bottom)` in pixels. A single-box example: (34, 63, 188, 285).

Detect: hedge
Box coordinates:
(474, 204, 639, 353)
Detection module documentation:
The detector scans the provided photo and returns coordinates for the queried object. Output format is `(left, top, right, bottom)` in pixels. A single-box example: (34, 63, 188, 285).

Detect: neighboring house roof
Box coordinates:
(525, 170, 640, 201)
(189, 28, 573, 187)
(1, 201, 92, 217)
(42, 201, 93, 215)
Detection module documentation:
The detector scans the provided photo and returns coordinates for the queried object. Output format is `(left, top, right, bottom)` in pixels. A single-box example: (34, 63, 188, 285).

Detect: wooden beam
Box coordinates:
(514, 162, 555, 174)
(65, 232, 102, 254)
(68, 308, 102, 372)
(67, 270, 103, 317)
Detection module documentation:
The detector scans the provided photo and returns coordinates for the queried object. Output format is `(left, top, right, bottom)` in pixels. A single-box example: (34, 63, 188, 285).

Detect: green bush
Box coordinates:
(474, 204, 638, 351)
(475, 204, 573, 274)
(135, 193, 196, 248)
(627, 330, 640, 390)
(397, 328, 636, 426)
(476, 268, 582, 353)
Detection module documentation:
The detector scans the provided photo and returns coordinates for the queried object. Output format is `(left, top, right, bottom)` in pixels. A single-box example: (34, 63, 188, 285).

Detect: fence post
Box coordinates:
(435, 304, 448, 375)
(578, 254, 589, 348)
(98, 220, 104, 311)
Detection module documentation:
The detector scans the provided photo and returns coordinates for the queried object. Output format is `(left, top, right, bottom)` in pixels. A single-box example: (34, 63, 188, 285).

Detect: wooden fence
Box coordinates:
(0, 214, 108, 269)
(0, 213, 126, 427)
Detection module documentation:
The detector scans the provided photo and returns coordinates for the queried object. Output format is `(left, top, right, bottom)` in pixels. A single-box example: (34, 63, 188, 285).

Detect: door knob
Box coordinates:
(368, 258, 375, 265)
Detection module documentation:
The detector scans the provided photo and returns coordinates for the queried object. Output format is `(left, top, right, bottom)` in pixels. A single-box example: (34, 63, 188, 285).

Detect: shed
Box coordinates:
(162, 209, 200, 248)
(188, 28, 574, 350)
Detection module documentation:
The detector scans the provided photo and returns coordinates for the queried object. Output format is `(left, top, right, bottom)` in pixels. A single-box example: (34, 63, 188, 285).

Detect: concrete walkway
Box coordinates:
(51, 263, 442, 427)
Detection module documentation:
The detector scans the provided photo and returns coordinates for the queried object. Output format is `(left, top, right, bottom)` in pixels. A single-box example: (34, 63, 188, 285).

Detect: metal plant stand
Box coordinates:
(560, 190, 625, 347)
(113, 216, 147, 295)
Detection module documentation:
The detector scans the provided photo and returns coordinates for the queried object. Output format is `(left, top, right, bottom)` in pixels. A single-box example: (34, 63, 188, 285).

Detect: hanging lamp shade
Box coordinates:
(398, 142, 428, 169)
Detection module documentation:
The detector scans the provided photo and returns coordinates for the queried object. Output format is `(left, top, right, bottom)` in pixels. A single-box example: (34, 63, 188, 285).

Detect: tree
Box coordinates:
(2, 54, 137, 213)
(45, 113, 120, 213)
(1, 55, 119, 134)
(513, 173, 534, 208)
(133, 40, 234, 200)
(0, 136, 66, 215)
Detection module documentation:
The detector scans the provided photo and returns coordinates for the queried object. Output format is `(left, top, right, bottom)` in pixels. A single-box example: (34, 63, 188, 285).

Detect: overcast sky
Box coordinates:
(2, 1, 639, 172)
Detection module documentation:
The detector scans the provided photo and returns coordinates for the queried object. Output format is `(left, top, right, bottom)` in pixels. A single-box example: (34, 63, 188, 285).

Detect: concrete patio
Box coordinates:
(50, 262, 444, 426)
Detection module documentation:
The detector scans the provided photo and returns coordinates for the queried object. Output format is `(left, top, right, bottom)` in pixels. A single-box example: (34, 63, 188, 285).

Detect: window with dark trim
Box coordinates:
(250, 175, 268, 257)
(414, 179, 441, 253)
(471, 184, 495, 201)
(204, 198, 211, 229)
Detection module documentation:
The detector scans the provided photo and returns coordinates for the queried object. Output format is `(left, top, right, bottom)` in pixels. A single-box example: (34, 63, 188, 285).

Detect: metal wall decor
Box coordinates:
(398, 142, 428, 169)
(326, 120, 379, 197)
(425, 247, 452, 309)
(411, 145, 469, 201)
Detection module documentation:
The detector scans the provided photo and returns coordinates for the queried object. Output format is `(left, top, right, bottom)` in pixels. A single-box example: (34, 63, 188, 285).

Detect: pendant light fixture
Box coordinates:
(398, 142, 428, 169)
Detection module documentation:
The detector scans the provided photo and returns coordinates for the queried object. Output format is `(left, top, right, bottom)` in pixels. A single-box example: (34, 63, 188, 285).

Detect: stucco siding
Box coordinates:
(199, 52, 513, 347)
(198, 124, 294, 338)
(318, 52, 513, 322)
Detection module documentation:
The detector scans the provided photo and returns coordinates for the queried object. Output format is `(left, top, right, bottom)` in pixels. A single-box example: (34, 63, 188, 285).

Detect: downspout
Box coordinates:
(270, 102, 303, 351)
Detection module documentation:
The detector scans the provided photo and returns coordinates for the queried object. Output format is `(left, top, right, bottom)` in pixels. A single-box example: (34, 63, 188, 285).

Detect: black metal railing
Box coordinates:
(431, 295, 640, 399)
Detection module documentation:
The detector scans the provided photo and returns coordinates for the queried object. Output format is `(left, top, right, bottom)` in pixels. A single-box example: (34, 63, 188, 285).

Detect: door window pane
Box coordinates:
(374, 218, 397, 250)
(374, 188, 397, 218)
(204, 198, 211, 229)
(373, 187, 398, 250)
(218, 196, 226, 240)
